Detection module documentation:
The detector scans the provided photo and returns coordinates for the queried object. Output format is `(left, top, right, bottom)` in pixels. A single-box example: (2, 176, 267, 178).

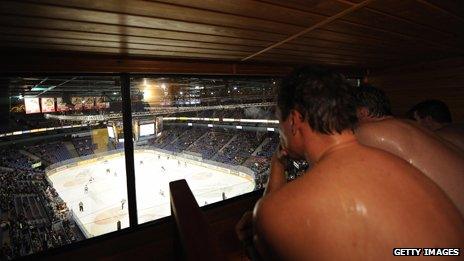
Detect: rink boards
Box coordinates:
(45, 148, 255, 238)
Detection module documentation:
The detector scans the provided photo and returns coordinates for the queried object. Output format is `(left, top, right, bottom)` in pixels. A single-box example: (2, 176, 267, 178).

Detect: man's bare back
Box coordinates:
(255, 143, 464, 260)
(355, 118, 464, 216)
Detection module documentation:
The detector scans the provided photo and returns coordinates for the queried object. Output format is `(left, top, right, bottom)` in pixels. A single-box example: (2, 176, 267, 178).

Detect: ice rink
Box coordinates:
(47, 150, 255, 237)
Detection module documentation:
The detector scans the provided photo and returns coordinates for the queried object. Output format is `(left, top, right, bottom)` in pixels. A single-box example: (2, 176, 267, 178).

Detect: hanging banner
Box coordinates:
(41, 97, 55, 112)
(83, 97, 95, 110)
(72, 97, 83, 110)
(56, 98, 70, 112)
(24, 98, 41, 114)
(96, 97, 109, 109)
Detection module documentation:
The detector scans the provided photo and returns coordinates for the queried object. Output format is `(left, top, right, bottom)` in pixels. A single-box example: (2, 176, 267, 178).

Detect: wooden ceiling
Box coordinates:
(0, 0, 463, 70)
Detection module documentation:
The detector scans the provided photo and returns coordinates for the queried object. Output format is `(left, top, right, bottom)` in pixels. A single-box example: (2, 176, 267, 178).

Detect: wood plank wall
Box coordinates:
(369, 57, 464, 123)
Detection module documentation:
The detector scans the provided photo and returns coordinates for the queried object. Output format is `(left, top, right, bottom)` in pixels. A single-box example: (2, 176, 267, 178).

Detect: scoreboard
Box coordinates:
(107, 117, 163, 142)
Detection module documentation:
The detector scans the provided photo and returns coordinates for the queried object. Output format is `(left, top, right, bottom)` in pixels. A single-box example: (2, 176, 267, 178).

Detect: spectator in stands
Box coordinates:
(408, 99, 464, 151)
(0, 149, 83, 259)
(248, 67, 464, 260)
(354, 85, 464, 216)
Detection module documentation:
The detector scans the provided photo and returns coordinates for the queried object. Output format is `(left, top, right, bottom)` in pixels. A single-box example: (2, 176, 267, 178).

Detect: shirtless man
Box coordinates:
(354, 85, 464, 216)
(252, 68, 464, 260)
(409, 99, 464, 152)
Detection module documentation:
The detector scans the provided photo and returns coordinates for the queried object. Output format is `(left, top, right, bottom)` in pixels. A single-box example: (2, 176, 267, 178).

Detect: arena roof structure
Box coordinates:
(4, 76, 278, 100)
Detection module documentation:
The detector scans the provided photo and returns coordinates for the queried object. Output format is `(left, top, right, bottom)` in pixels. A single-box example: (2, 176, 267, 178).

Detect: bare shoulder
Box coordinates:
(356, 118, 419, 137)
(253, 165, 337, 255)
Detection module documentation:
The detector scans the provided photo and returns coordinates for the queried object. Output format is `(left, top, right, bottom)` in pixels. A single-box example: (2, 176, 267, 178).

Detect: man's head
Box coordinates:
(408, 99, 452, 130)
(354, 85, 393, 122)
(276, 66, 358, 159)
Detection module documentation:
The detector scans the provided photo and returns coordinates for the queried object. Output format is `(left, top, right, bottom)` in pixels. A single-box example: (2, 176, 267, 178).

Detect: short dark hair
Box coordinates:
(409, 99, 452, 123)
(276, 66, 358, 134)
(354, 85, 392, 117)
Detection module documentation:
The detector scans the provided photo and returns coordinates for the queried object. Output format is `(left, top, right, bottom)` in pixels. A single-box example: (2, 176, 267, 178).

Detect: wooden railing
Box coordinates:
(169, 179, 226, 261)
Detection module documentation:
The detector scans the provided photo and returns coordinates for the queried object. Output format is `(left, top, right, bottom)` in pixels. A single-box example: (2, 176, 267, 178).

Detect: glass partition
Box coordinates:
(0, 76, 128, 259)
(0, 73, 314, 258)
(129, 76, 281, 224)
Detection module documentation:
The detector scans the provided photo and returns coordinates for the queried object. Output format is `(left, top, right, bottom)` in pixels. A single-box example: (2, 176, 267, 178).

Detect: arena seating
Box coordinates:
(0, 149, 36, 171)
(243, 156, 271, 189)
(214, 132, 264, 165)
(187, 131, 233, 159)
(256, 135, 279, 158)
(148, 127, 187, 149)
(149, 126, 275, 188)
(26, 142, 72, 164)
(0, 149, 84, 260)
(163, 128, 204, 153)
(72, 137, 97, 157)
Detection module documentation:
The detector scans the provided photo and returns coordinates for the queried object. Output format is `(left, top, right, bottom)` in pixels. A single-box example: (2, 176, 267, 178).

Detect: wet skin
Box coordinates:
(254, 140, 464, 260)
(252, 110, 464, 260)
(356, 118, 464, 216)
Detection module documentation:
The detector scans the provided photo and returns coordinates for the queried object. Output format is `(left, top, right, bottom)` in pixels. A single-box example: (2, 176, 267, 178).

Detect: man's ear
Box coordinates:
(290, 110, 304, 135)
(290, 109, 304, 125)
(424, 116, 436, 128)
(357, 107, 369, 120)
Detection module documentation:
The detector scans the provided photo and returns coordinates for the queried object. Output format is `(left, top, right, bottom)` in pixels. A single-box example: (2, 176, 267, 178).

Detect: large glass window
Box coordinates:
(130, 76, 281, 224)
(0, 76, 128, 259)
(0, 74, 314, 258)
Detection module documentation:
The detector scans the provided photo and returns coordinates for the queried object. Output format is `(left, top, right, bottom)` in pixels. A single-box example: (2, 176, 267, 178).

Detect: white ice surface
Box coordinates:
(48, 151, 254, 237)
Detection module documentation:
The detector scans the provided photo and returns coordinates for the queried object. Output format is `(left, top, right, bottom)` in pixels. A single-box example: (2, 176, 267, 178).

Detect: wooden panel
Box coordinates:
(0, 1, 290, 41)
(255, 0, 462, 50)
(0, 15, 273, 47)
(0, 26, 265, 52)
(340, 7, 462, 46)
(0, 0, 461, 69)
(258, 0, 347, 14)
(0, 26, 410, 61)
(0, 16, 437, 60)
(370, 58, 464, 122)
(155, 0, 329, 25)
(25, 0, 317, 33)
(414, 0, 464, 24)
(0, 41, 244, 60)
(0, 51, 293, 75)
(368, 0, 464, 38)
